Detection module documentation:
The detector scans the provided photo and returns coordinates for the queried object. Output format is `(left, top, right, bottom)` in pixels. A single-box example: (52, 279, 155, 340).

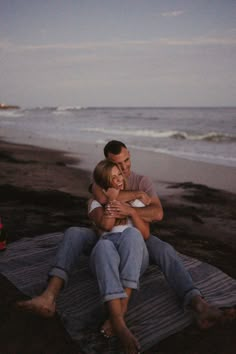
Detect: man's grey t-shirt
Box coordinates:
(127, 171, 157, 198)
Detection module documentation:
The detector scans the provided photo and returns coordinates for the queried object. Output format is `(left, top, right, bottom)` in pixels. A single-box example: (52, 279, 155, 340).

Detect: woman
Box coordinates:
(89, 159, 150, 354)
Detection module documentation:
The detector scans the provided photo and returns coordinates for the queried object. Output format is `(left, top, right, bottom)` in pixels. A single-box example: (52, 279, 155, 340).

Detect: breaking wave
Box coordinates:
(80, 128, 236, 143)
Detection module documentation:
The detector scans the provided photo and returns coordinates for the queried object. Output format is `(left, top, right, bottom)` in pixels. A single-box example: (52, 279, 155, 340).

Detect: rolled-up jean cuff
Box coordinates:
(48, 267, 68, 287)
(122, 279, 138, 290)
(103, 292, 127, 303)
(184, 288, 202, 308)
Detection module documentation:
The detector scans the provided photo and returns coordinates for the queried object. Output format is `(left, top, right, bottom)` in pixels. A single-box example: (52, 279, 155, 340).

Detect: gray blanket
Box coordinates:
(0, 232, 235, 354)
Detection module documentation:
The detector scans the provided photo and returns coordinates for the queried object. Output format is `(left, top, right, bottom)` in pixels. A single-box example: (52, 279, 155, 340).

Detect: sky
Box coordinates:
(0, 0, 236, 108)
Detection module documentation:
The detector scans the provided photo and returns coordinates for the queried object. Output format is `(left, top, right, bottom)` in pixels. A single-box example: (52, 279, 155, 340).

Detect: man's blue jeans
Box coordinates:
(49, 226, 97, 285)
(49, 227, 201, 306)
(89, 227, 149, 302)
(145, 236, 201, 307)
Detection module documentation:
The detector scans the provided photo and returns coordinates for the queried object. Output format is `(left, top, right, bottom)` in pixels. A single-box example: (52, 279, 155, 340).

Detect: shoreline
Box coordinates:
(0, 139, 236, 354)
(1, 135, 236, 195)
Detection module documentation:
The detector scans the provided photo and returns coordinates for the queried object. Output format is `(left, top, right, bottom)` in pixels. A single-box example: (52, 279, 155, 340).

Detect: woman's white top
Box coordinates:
(88, 199, 145, 235)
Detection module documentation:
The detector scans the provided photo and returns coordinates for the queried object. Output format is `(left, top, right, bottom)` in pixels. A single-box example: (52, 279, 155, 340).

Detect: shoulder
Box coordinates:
(128, 171, 157, 197)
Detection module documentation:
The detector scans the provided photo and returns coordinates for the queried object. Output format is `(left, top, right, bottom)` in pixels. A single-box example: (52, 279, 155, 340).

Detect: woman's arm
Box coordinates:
(88, 202, 116, 232)
(106, 200, 150, 240)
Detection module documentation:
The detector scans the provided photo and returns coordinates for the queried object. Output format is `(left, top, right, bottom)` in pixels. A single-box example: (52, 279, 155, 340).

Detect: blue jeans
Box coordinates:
(145, 235, 201, 307)
(89, 227, 149, 302)
(49, 227, 201, 306)
(49, 226, 97, 285)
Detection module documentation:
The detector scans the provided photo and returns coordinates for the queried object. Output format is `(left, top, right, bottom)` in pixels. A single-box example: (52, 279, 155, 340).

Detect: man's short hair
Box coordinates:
(104, 140, 127, 157)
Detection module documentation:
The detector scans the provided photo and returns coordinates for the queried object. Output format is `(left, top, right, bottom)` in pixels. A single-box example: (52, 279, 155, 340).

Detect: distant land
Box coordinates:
(0, 103, 20, 110)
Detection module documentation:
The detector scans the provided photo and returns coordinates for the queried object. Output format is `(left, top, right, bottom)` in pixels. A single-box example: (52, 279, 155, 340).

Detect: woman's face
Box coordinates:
(110, 165, 125, 190)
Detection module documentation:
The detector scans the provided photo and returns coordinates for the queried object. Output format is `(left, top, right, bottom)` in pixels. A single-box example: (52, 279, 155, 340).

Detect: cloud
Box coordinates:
(1, 32, 236, 55)
(159, 36, 236, 46)
(161, 10, 184, 17)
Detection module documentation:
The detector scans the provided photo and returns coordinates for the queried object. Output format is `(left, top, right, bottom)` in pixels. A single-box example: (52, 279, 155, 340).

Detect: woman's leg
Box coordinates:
(116, 227, 149, 292)
(90, 229, 148, 352)
(107, 298, 141, 354)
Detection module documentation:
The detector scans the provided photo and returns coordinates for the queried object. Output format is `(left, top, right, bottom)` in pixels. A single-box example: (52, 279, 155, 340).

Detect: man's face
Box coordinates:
(107, 147, 131, 178)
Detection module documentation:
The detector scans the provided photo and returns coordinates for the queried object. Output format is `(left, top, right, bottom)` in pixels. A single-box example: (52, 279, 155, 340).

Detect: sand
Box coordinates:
(0, 139, 235, 354)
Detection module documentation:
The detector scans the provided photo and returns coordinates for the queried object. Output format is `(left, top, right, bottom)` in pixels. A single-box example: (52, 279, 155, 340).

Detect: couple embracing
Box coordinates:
(17, 140, 232, 354)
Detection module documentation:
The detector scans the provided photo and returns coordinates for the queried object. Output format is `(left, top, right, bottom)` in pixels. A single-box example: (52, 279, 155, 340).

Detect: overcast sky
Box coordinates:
(1, 0, 236, 107)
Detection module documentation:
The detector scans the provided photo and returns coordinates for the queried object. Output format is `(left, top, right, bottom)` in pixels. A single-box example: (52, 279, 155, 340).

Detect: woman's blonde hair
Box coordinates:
(93, 159, 126, 190)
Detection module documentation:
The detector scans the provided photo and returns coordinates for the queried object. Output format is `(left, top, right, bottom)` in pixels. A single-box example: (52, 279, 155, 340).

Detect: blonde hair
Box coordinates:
(92, 159, 127, 226)
(93, 159, 126, 190)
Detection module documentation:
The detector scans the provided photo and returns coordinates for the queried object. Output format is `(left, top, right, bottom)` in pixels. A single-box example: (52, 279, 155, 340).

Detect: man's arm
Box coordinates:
(106, 196, 163, 223)
(133, 196, 163, 222)
(91, 179, 164, 223)
(92, 183, 151, 205)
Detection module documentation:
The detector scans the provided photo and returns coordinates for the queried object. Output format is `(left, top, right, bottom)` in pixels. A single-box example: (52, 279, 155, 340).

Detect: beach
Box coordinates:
(0, 139, 236, 354)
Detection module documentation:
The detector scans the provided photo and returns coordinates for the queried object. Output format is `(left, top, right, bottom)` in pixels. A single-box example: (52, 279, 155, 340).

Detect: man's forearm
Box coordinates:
(116, 190, 137, 202)
(134, 203, 163, 223)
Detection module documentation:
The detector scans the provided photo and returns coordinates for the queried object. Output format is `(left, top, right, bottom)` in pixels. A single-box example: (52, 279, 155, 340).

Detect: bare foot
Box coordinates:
(100, 319, 115, 338)
(16, 293, 56, 318)
(190, 296, 236, 329)
(117, 326, 141, 354)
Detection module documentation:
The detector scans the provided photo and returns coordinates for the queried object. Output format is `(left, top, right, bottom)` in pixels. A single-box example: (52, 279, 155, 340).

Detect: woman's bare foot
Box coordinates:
(116, 326, 141, 354)
(100, 319, 115, 338)
(16, 293, 56, 318)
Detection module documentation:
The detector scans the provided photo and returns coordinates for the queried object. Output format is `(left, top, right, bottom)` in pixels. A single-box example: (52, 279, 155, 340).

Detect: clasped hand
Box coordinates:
(105, 200, 132, 218)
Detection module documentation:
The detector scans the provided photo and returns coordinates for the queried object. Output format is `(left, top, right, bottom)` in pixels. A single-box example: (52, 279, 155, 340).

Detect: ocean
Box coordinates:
(0, 106, 236, 168)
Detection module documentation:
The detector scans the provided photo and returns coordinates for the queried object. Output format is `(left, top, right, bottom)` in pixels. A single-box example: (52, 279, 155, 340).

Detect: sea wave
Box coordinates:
(55, 106, 83, 112)
(80, 128, 236, 143)
(0, 109, 24, 118)
(94, 140, 236, 167)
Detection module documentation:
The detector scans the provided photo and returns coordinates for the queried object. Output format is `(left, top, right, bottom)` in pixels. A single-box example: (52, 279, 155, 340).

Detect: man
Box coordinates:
(17, 140, 229, 329)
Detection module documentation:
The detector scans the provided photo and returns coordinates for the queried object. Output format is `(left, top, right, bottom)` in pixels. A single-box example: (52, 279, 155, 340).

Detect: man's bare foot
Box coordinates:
(190, 296, 236, 329)
(100, 319, 115, 338)
(16, 293, 56, 318)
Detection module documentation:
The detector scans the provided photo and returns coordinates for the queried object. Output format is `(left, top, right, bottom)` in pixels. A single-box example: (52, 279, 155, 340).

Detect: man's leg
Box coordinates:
(17, 227, 97, 317)
(146, 235, 200, 304)
(146, 235, 235, 328)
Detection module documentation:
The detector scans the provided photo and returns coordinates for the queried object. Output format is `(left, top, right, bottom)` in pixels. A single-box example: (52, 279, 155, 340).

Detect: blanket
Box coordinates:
(0, 232, 235, 354)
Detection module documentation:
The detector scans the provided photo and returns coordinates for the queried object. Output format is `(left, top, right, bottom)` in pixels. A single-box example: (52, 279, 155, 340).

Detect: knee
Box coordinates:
(91, 240, 113, 267)
(160, 241, 175, 257)
(64, 226, 81, 241)
(93, 240, 111, 257)
(63, 226, 92, 247)
(146, 236, 176, 258)
(64, 226, 80, 236)
(122, 228, 144, 246)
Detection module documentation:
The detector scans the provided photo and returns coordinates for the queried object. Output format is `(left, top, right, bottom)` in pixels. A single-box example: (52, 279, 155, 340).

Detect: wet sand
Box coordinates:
(0, 139, 235, 354)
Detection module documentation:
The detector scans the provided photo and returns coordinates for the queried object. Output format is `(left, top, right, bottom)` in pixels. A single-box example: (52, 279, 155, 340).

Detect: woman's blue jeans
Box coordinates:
(89, 227, 149, 302)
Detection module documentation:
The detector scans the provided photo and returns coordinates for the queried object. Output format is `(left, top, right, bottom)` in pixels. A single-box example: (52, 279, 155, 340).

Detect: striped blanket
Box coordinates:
(0, 232, 235, 354)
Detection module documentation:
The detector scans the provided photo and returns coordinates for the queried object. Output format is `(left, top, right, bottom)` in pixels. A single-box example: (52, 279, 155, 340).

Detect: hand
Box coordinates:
(103, 188, 119, 201)
(136, 191, 151, 206)
(105, 200, 132, 218)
